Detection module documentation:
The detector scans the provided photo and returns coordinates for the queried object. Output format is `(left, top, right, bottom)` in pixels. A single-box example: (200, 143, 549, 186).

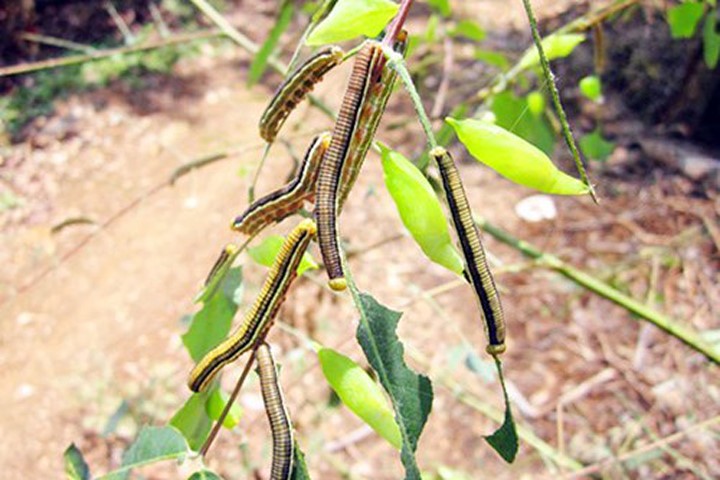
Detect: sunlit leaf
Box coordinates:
(490, 91, 555, 155)
(206, 387, 243, 429)
(525, 90, 546, 116)
(667, 2, 705, 39)
(579, 75, 602, 102)
(170, 391, 213, 452)
(518, 33, 586, 70)
(381, 146, 464, 276)
(248, 235, 318, 275)
(306, 0, 399, 46)
(447, 117, 589, 195)
(579, 128, 615, 162)
(354, 293, 433, 479)
(319, 347, 402, 449)
(64, 444, 91, 480)
(703, 13, 720, 68)
(249, 0, 294, 85)
(99, 426, 189, 480)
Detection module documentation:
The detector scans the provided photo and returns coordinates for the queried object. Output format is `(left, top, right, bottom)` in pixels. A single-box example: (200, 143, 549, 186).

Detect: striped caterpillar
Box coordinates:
(188, 219, 317, 392)
(431, 147, 506, 356)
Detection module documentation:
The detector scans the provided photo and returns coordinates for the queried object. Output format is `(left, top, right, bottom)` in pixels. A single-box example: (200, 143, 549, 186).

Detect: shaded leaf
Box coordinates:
(64, 444, 91, 480)
(306, 0, 399, 45)
(579, 128, 615, 162)
(187, 470, 224, 480)
(170, 391, 213, 452)
(354, 293, 433, 479)
(450, 20, 486, 41)
(248, 235, 318, 275)
(484, 359, 518, 463)
(100, 426, 189, 479)
(703, 13, 720, 68)
(102, 400, 130, 436)
(381, 146, 464, 276)
(518, 33, 586, 70)
(426, 0, 451, 17)
(668, 2, 705, 39)
(447, 117, 589, 195)
(491, 91, 555, 155)
(182, 267, 242, 362)
(248, 0, 295, 85)
(291, 443, 312, 480)
(318, 347, 402, 449)
(474, 49, 510, 69)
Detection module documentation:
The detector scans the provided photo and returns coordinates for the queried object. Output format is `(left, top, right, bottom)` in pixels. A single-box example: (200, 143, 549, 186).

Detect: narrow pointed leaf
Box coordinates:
(64, 444, 91, 480)
(306, 0, 399, 46)
(248, 235, 318, 275)
(381, 146, 464, 276)
(291, 443, 312, 480)
(99, 426, 189, 479)
(447, 117, 589, 195)
(483, 358, 518, 463)
(518, 33, 585, 70)
(319, 347, 402, 449)
(248, 0, 294, 85)
(354, 292, 433, 480)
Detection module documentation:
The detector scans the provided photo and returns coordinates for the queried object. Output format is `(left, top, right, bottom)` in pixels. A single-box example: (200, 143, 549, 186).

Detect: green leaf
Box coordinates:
(703, 12, 720, 68)
(474, 49, 510, 69)
(248, 0, 295, 85)
(99, 426, 189, 479)
(187, 470, 224, 480)
(291, 443, 312, 480)
(306, 0, 399, 45)
(64, 444, 91, 480)
(195, 245, 241, 304)
(170, 391, 213, 452)
(490, 91, 555, 155)
(182, 267, 242, 362)
(579, 75, 603, 101)
(483, 359, 518, 463)
(450, 20, 486, 41)
(579, 128, 615, 162)
(518, 33, 586, 70)
(525, 91, 546, 117)
(668, 2, 706, 38)
(206, 387, 243, 429)
(248, 235, 318, 275)
(426, 0, 451, 17)
(318, 347, 402, 449)
(447, 117, 589, 195)
(354, 293, 433, 480)
(381, 146, 464, 276)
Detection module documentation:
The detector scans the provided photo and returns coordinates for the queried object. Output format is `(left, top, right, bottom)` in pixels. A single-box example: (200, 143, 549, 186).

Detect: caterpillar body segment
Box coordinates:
(233, 133, 331, 236)
(431, 147, 506, 356)
(259, 46, 344, 143)
(188, 219, 317, 392)
(256, 343, 294, 480)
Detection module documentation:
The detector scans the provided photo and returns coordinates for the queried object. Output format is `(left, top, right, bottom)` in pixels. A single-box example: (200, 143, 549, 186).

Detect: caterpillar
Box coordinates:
(233, 133, 331, 236)
(315, 35, 407, 291)
(259, 46, 344, 143)
(256, 342, 294, 480)
(431, 147, 506, 356)
(188, 219, 317, 392)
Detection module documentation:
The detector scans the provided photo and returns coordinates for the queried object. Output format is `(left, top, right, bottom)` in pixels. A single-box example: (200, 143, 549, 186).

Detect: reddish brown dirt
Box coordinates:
(1, 2, 719, 479)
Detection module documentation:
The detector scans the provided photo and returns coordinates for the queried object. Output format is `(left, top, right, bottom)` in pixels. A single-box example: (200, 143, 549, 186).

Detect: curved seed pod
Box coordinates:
(259, 46, 344, 143)
(188, 219, 317, 392)
(233, 133, 331, 236)
(431, 147, 506, 356)
(256, 343, 294, 480)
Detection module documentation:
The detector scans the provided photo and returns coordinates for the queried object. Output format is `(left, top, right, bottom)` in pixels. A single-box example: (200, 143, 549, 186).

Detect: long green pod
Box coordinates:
(431, 147, 506, 356)
(188, 219, 317, 392)
(256, 343, 294, 480)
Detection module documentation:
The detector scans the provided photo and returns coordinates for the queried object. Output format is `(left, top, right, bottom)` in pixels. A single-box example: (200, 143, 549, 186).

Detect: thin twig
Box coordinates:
(521, 0, 597, 202)
(430, 37, 453, 119)
(19, 32, 97, 54)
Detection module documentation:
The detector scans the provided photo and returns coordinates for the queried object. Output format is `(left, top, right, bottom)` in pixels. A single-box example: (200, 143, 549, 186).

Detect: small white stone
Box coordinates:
(16, 383, 35, 399)
(514, 194, 557, 222)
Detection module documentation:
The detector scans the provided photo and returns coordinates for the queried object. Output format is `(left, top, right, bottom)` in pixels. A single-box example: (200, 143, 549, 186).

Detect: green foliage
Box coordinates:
(206, 387, 243, 429)
(306, 0, 399, 45)
(426, 0, 451, 18)
(99, 426, 189, 479)
(64, 444, 91, 480)
(517, 33, 585, 70)
(579, 128, 615, 162)
(170, 391, 214, 451)
(490, 91, 555, 155)
(291, 444, 312, 479)
(380, 146, 464, 276)
(447, 117, 589, 195)
(248, 0, 295, 85)
(667, 1, 706, 38)
(248, 235, 318, 275)
(484, 359, 519, 463)
(187, 470, 224, 480)
(354, 293, 433, 480)
(449, 20, 486, 41)
(703, 12, 720, 68)
(579, 75, 602, 102)
(525, 90, 546, 117)
(319, 347, 402, 449)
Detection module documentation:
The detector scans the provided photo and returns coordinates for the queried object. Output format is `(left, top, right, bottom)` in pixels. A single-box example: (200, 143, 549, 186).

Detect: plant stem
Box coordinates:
(475, 216, 720, 364)
(383, 0, 416, 47)
(521, 0, 597, 203)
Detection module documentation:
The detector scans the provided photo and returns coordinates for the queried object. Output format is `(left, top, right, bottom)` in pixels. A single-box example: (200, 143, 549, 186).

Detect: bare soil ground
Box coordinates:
(1, 1, 719, 479)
